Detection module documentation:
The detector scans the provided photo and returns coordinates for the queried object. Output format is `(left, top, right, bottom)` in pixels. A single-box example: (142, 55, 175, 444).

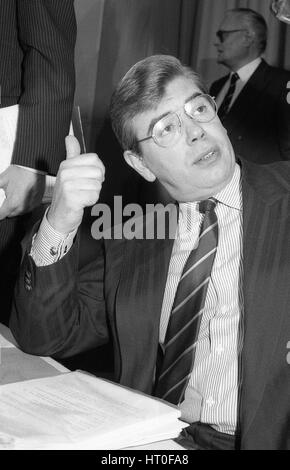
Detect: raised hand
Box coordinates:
(47, 135, 105, 234)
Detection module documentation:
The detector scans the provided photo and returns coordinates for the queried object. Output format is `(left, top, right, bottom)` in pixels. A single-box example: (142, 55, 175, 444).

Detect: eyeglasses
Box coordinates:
(216, 29, 247, 42)
(137, 94, 217, 149)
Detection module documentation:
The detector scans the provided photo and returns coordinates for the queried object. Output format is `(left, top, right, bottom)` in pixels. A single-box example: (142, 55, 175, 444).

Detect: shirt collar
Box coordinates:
(214, 163, 241, 211)
(236, 57, 262, 83)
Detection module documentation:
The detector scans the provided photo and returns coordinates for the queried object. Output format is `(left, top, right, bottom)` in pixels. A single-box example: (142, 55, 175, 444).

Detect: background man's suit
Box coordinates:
(0, 0, 76, 324)
(210, 60, 290, 164)
(10, 159, 290, 450)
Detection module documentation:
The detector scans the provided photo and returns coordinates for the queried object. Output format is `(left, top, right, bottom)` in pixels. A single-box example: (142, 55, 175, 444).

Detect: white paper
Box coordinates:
(125, 439, 185, 450)
(0, 371, 187, 450)
(0, 105, 69, 206)
(0, 105, 19, 206)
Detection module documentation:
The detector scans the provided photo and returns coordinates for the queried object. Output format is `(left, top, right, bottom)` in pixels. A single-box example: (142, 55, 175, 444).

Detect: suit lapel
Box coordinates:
(210, 74, 229, 99)
(115, 207, 177, 393)
(240, 161, 289, 439)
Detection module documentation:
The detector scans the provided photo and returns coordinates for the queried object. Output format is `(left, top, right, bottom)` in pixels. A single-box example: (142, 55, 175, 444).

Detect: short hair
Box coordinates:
(110, 55, 208, 153)
(227, 8, 268, 54)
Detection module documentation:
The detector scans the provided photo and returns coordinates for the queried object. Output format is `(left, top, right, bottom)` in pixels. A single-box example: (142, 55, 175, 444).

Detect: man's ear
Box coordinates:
(243, 30, 255, 47)
(123, 150, 156, 182)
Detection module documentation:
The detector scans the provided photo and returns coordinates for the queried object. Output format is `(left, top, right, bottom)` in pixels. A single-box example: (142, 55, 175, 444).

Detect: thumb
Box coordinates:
(65, 135, 81, 159)
(0, 169, 9, 190)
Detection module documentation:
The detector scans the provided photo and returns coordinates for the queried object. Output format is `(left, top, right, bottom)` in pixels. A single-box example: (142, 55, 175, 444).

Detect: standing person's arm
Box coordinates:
(0, 0, 77, 219)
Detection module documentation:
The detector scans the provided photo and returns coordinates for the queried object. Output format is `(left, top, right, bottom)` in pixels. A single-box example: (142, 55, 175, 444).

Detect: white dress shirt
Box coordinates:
(160, 164, 243, 435)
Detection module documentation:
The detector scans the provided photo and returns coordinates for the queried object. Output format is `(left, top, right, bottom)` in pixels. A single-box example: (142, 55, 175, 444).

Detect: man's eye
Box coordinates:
(194, 104, 207, 114)
(161, 124, 175, 135)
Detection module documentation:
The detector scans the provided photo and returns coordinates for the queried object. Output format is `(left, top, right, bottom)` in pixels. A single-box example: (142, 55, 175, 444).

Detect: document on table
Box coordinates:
(125, 439, 185, 450)
(0, 371, 188, 450)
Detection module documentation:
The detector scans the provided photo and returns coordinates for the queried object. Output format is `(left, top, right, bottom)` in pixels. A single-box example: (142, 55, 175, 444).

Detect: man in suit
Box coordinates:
(10, 55, 290, 450)
(210, 8, 290, 164)
(0, 0, 76, 324)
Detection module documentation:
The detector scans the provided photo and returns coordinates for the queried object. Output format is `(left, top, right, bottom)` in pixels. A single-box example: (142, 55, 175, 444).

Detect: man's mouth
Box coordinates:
(196, 149, 217, 163)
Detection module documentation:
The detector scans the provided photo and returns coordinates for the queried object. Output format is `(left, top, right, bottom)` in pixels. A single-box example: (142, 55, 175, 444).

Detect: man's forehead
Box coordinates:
(140, 76, 201, 115)
(132, 76, 202, 136)
(162, 76, 202, 104)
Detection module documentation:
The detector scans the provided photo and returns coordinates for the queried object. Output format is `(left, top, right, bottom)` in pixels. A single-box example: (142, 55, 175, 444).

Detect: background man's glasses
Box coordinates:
(137, 94, 217, 149)
(216, 29, 247, 43)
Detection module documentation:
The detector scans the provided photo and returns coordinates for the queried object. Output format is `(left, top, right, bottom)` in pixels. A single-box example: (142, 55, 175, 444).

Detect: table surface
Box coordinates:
(0, 322, 68, 385)
(0, 323, 184, 450)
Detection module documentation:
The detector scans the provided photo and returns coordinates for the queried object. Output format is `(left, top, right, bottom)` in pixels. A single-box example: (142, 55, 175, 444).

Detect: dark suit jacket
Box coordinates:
(0, 0, 76, 174)
(210, 60, 290, 164)
(10, 159, 290, 450)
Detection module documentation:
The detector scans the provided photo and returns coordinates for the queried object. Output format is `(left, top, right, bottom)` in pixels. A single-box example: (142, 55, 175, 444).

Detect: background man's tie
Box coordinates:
(218, 72, 239, 119)
(154, 198, 218, 405)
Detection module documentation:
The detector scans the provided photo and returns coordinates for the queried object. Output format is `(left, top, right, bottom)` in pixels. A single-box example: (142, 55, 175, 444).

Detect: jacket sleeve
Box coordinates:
(11, 0, 77, 174)
(10, 229, 109, 358)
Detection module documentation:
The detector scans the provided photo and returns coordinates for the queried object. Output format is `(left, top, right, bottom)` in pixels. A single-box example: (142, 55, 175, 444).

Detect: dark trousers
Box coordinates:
(176, 422, 238, 450)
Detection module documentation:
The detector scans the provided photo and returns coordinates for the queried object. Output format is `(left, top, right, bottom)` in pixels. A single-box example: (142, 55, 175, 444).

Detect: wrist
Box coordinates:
(47, 207, 80, 235)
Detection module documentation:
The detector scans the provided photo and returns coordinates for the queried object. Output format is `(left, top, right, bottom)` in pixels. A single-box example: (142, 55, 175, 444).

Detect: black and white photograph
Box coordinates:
(0, 0, 290, 454)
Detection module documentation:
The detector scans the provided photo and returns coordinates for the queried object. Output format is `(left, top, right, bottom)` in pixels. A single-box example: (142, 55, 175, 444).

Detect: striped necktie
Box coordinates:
(154, 198, 218, 405)
(218, 72, 239, 119)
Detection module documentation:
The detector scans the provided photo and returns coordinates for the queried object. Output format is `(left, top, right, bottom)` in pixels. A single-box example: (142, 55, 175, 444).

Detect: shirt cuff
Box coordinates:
(30, 208, 78, 266)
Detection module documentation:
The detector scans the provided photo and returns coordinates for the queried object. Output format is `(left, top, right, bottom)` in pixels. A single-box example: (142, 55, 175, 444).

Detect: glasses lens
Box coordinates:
(153, 113, 181, 147)
(185, 94, 216, 123)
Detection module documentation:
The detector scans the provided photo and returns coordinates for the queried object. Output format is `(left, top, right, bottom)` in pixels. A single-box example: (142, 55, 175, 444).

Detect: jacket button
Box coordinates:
(50, 246, 58, 256)
(24, 271, 32, 290)
(25, 281, 32, 291)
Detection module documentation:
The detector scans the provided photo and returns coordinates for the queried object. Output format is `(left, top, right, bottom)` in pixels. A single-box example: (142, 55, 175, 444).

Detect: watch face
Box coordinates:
(271, 0, 290, 24)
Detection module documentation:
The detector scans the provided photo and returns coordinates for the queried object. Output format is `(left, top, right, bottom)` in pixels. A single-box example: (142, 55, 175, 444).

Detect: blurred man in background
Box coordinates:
(211, 8, 290, 164)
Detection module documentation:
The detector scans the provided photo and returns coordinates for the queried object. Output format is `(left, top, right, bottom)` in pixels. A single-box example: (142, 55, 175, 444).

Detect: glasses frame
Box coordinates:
(137, 93, 217, 149)
(216, 28, 248, 42)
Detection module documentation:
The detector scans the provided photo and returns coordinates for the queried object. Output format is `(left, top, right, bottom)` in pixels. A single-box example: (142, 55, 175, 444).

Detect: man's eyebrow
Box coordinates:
(185, 92, 202, 104)
(147, 92, 203, 136)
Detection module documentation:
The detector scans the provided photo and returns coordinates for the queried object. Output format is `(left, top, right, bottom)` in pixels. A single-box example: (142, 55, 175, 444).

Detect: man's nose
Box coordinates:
(185, 118, 205, 144)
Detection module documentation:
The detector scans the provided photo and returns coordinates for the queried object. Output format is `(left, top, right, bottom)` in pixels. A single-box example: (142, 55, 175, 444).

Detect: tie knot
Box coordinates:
(230, 72, 239, 85)
(198, 198, 217, 214)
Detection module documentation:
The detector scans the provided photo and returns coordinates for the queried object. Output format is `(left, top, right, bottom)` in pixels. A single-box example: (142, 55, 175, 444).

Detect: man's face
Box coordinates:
(215, 13, 249, 70)
(125, 75, 235, 202)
